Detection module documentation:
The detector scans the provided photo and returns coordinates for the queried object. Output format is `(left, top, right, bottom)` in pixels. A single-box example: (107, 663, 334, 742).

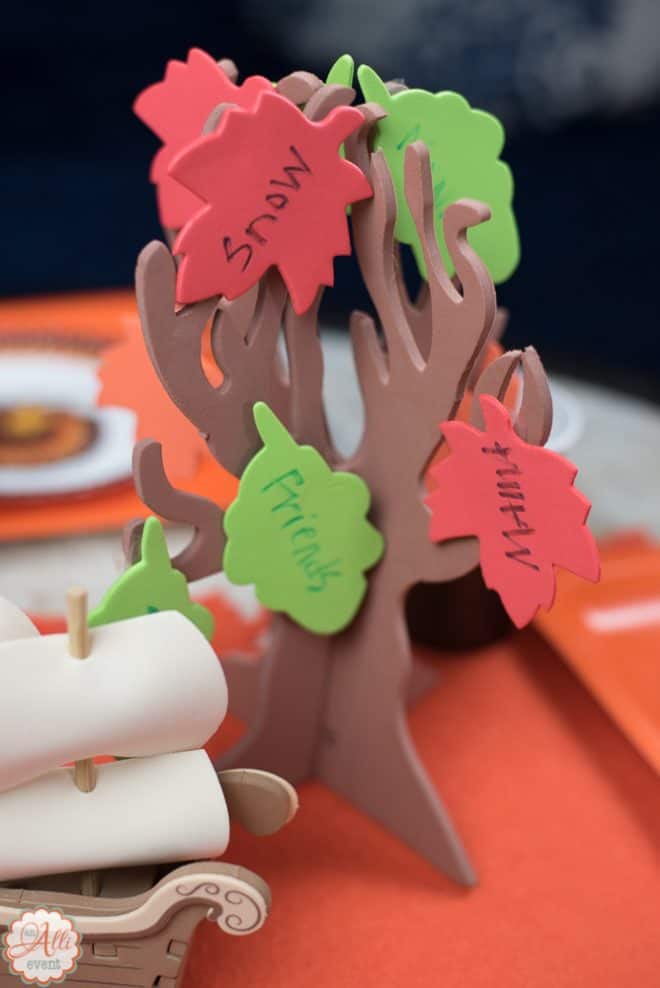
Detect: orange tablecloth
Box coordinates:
(187, 630, 659, 988)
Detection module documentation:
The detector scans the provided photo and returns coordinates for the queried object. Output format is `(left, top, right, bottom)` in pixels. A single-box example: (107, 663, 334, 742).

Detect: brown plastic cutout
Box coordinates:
(131, 86, 553, 885)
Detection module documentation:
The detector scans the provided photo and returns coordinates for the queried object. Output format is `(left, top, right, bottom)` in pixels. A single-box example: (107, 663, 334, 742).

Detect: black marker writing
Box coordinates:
(223, 146, 312, 269)
(482, 441, 539, 570)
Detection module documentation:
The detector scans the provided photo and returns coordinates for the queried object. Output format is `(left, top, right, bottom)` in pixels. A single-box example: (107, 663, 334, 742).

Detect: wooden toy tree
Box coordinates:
(129, 80, 556, 885)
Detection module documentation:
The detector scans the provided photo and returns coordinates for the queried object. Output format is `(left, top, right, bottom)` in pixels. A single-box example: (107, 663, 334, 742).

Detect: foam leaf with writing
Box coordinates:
(89, 517, 214, 639)
(170, 88, 372, 314)
(357, 64, 519, 284)
(134, 48, 271, 230)
(425, 395, 599, 628)
(223, 403, 384, 635)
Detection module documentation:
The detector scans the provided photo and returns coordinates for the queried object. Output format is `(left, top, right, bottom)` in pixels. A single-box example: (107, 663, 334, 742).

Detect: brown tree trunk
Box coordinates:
(217, 616, 330, 786)
(316, 559, 476, 885)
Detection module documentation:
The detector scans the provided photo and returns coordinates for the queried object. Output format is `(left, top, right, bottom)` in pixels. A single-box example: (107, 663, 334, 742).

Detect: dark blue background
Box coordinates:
(2, 2, 658, 393)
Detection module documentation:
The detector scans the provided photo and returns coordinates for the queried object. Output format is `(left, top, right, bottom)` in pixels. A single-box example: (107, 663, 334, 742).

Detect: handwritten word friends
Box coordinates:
(223, 402, 384, 634)
(261, 469, 341, 592)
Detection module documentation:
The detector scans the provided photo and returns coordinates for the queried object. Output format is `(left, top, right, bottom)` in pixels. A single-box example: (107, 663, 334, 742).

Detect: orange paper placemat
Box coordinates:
(0, 290, 237, 541)
(536, 531, 660, 776)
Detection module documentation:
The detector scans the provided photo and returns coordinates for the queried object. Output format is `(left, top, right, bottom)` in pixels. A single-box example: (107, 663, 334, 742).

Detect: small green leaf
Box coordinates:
(223, 402, 384, 635)
(327, 53, 355, 89)
(357, 64, 520, 284)
(356, 63, 392, 107)
(89, 517, 215, 640)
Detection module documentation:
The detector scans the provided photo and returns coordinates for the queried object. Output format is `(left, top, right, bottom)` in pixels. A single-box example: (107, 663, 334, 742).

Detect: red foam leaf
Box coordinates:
(133, 48, 271, 230)
(170, 89, 372, 315)
(425, 395, 600, 628)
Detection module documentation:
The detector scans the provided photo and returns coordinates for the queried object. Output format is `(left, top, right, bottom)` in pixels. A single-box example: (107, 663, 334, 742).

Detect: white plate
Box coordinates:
(0, 352, 136, 497)
(545, 379, 585, 454)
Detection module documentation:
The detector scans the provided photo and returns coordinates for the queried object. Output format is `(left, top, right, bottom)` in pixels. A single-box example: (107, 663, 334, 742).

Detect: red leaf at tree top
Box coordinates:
(170, 89, 372, 315)
(425, 394, 600, 628)
(133, 48, 271, 230)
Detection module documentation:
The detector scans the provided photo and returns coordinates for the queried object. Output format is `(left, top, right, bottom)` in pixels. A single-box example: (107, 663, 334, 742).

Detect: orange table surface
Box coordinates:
(185, 630, 659, 988)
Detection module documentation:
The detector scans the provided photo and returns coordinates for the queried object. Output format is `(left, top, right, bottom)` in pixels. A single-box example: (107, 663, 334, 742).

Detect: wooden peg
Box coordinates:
(66, 587, 100, 898)
(67, 588, 96, 791)
(67, 587, 90, 660)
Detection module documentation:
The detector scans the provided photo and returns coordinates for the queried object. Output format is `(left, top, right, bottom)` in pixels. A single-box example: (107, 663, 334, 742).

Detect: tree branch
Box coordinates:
(344, 135, 500, 588)
(217, 58, 238, 83)
(471, 345, 553, 445)
(348, 140, 496, 480)
(404, 143, 496, 416)
(276, 83, 359, 464)
(129, 439, 224, 581)
(282, 293, 337, 463)
(133, 236, 290, 577)
(350, 149, 423, 377)
(513, 346, 553, 445)
(275, 71, 323, 105)
(208, 268, 289, 474)
(470, 349, 523, 431)
(135, 241, 220, 439)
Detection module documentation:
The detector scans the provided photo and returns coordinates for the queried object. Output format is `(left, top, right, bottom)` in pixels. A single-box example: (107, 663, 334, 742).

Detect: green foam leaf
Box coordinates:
(223, 402, 384, 635)
(326, 53, 355, 89)
(357, 64, 520, 284)
(89, 517, 215, 640)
